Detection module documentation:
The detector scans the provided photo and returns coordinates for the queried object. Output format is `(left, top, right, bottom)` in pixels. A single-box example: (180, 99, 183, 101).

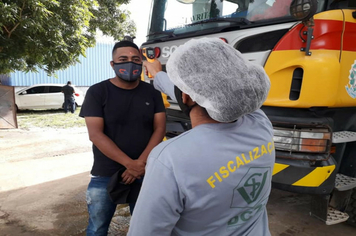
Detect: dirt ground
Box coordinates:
(0, 126, 131, 236)
(0, 127, 356, 236)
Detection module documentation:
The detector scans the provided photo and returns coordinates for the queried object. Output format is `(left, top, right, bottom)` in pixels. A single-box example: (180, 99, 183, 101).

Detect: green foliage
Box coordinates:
(0, 0, 136, 75)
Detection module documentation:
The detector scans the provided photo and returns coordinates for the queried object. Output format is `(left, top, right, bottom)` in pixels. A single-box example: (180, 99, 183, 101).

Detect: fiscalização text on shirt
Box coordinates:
(206, 140, 275, 189)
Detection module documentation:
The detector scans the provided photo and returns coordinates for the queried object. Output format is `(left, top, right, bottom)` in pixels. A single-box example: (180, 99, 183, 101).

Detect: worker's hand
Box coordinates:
(143, 60, 162, 78)
(121, 170, 137, 185)
(125, 159, 146, 178)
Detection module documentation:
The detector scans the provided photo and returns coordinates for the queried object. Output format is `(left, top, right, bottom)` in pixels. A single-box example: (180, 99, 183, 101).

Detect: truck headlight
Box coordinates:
(273, 127, 331, 154)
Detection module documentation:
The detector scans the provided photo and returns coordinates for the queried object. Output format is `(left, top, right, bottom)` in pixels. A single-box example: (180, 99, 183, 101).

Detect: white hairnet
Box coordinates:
(166, 37, 270, 122)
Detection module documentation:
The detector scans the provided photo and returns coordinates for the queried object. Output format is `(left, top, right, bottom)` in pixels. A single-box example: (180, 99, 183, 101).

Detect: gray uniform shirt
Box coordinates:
(128, 72, 275, 236)
(153, 71, 177, 102)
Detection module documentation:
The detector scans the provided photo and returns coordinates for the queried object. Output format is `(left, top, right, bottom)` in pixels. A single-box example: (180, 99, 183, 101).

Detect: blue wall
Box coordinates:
(2, 43, 116, 87)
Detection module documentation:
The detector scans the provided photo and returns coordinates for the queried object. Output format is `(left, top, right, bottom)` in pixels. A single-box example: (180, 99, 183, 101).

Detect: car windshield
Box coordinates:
(147, 0, 327, 41)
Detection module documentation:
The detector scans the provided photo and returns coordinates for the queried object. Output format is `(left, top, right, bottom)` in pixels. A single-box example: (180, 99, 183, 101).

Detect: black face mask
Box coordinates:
(113, 61, 142, 82)
(174, 86, 198, 118)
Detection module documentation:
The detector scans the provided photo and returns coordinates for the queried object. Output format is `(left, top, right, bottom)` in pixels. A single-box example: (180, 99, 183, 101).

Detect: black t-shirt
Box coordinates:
(61, 85, 75, 99)
(79, 79, 165, 176)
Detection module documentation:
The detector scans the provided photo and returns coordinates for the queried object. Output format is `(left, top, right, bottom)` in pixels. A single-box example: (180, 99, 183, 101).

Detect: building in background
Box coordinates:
(1, 43, 115, 94)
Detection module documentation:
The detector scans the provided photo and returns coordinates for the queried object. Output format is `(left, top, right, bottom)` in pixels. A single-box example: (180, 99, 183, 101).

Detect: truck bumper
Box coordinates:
(272, 152, 336, 195)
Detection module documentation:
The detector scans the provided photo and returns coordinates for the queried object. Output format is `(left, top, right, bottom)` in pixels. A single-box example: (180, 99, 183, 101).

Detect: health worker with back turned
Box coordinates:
(128, 38, 275, 235)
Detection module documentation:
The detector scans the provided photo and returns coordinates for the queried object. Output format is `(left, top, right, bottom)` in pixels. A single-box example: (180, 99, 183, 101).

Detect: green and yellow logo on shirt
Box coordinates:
(231, 167, 271, 207)
(227, 167, 271, 228)
(236, 170, 269, 204)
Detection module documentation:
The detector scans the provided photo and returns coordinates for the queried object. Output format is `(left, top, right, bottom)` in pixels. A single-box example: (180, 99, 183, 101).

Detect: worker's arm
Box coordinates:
(127, 156, 182, 236)
(143, 59, 162, 77)
(143, 60, 177, 102)
(84, 117, 145, 178)
(154, 72, 177, 102)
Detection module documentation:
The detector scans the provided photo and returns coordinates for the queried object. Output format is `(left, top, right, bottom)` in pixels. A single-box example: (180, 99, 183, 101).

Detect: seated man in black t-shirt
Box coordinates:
(79, 40, 166, 236)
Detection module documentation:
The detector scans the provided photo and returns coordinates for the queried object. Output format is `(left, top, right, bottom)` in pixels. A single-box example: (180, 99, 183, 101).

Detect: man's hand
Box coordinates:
(125, 159, 146, 178)
(143, 60, 162, 78)
(121, 170, 137, 185)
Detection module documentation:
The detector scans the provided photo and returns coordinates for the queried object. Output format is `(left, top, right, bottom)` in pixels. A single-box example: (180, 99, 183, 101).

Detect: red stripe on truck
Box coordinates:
(274, 20, 356, 52)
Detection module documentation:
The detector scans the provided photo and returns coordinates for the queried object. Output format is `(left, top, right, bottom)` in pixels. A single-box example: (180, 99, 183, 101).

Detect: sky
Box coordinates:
(121, 0, 152, 47)
(96, 0, 151, 47)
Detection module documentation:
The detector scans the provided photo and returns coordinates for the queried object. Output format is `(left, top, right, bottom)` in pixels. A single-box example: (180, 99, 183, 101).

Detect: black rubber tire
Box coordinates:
(346, 188, 356, 227)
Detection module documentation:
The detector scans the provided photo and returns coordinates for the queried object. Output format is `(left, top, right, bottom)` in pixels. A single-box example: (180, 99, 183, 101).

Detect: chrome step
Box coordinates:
(335, 173, 356, 191)
(325, 207, 349, 225)
(332, 131, 356, 143)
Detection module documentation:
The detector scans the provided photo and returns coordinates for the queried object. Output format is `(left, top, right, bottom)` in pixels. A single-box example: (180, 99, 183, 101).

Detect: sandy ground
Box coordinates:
(0, 127, 355, 235)
(0, 127, 130, 236)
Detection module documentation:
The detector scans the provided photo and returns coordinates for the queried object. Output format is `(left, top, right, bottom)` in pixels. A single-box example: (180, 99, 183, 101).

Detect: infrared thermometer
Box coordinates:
(142, 47, 156, 78)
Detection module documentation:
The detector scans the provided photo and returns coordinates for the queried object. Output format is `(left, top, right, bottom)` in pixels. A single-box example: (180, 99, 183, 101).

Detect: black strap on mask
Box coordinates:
(174, 86, 198, 118)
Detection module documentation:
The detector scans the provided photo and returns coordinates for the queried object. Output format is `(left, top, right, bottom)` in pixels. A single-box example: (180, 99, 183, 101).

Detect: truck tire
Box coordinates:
(346, 188, 356, 226)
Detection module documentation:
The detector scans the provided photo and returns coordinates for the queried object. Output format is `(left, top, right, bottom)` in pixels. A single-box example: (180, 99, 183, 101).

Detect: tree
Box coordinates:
(0, 0, 136, 75)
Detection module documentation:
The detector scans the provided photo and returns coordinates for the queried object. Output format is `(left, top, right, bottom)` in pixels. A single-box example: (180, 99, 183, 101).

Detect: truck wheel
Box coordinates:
(346, 188, 356, 226)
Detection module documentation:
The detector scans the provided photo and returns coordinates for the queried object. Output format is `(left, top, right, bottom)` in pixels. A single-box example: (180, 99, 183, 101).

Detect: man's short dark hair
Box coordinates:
(67, 81, 71, 85)
(112, 40, 140, 56)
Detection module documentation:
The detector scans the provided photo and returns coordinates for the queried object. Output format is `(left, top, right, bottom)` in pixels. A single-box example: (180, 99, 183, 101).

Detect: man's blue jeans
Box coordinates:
(86, 176, 136, 236)
(64, 98, 75, 113)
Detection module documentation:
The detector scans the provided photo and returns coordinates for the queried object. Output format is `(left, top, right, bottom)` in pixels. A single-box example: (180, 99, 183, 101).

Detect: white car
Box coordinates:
(15, 84, 85, 110)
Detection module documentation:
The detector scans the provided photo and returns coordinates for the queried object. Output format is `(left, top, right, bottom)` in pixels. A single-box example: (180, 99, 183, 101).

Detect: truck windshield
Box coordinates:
(147, 0, 296, 41)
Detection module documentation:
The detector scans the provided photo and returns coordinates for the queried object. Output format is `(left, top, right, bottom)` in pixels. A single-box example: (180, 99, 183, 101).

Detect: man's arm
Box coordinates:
(121, 111, 166, 183)
(84, 117, 145, 179)
(139, 112, 166, 163)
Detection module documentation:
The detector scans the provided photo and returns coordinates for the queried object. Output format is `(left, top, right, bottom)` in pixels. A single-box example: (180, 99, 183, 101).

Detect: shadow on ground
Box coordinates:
(0, 172, 131, 236)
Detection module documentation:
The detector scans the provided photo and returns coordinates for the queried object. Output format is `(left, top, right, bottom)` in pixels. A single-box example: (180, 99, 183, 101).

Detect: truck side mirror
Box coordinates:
(290, 0, 318, 21)
(290, 0, 318, 56)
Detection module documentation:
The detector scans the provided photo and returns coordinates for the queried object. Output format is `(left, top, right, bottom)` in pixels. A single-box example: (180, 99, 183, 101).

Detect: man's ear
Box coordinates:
(182, 92, 195, 106)
(182, 92, 189, 104)
(110, 61, 114, 69)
